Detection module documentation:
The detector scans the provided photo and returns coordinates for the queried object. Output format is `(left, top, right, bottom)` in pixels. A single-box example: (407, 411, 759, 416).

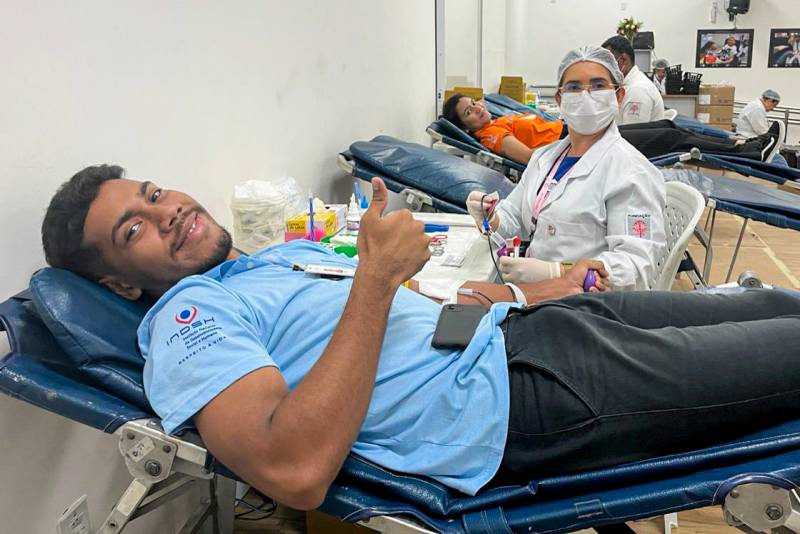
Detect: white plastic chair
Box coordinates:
(651, 181, 706, 290)
(663, 108, 678, 120)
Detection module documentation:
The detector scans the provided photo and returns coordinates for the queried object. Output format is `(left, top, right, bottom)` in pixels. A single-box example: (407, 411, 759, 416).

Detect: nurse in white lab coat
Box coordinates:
(735, 90, 781, 138)
(466, 46, 666, 291)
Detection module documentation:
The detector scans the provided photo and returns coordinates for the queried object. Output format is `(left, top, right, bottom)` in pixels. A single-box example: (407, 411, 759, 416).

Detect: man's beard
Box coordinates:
(192, 226, 233, 275)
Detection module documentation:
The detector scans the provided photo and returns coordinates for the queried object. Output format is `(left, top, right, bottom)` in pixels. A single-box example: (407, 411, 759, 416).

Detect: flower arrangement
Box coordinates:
(617, 17, 643, 41)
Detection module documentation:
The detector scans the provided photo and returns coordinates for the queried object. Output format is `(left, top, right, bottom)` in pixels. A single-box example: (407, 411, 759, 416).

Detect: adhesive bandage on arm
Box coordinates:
(417, 279, 467, 304)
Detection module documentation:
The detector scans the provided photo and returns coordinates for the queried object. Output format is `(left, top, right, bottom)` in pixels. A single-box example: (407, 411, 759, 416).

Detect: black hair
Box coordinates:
(442, 93, 467, 130)
(602, 35, 635, 64)
(41, 164, 124, 280)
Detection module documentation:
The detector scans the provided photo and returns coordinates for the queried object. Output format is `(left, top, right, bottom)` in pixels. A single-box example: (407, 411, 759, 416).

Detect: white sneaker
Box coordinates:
(765, 121, 785, 163)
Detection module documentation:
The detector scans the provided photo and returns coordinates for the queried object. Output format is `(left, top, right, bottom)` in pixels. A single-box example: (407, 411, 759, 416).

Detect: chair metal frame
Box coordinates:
(55, 417, 235, 534)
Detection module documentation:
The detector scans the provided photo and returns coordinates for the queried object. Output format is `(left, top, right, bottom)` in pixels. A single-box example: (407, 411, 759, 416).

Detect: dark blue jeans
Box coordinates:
(494, 290, 800, 484)
(673, 115, 734, 139)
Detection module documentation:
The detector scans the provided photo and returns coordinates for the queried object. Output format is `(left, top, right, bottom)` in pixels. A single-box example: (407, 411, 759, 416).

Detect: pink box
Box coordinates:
(284, 231, 306, 242)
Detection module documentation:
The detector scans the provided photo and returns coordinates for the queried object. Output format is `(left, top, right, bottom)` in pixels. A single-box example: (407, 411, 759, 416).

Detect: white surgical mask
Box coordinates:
(559, 89, 619, 135)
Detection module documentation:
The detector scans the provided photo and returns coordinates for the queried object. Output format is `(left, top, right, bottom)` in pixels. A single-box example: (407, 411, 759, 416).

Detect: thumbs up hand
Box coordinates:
(356, 178, 431, 288)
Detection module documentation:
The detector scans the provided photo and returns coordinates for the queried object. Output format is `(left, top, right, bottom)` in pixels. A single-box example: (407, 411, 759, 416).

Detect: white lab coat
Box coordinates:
(619, 65, 665, 124)
(653, 75, 667, 96)
(495, 123, 666, 291)
(735, 99, 769, 138)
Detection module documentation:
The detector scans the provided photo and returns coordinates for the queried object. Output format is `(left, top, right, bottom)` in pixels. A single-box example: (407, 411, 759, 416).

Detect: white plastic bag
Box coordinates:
(230, 178, 303, 253)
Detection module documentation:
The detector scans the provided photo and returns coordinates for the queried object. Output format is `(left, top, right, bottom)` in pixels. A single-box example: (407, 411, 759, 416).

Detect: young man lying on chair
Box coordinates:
(41, 165, 800, 509)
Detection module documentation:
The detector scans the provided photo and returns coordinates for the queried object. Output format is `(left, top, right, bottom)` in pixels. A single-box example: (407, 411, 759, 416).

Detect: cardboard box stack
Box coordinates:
(499, 76, 525, 103)
(696, 84, 735, 131)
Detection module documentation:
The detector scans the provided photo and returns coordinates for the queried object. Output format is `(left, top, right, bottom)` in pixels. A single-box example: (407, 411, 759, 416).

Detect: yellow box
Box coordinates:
(444, 86, 484, 104)
(454, 86, 484, 100)
(499, 76, 525, 103)
(286, 210, 338, 235)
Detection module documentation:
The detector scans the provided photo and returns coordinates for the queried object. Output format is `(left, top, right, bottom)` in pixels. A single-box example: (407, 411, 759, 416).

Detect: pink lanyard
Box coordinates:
(532, 147, 572, 220)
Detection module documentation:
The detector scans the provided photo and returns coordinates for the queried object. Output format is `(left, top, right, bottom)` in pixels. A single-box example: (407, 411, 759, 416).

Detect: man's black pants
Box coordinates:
(618, 119, 770, 160)
(493, 290, 800, 484)
(560, 120, 771, 160)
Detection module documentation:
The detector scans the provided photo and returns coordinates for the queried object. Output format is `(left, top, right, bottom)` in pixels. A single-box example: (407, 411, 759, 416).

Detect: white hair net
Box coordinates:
(557, 45, 624, 86)
(762, 89, 781, 101)
(652, 58, 669, 70)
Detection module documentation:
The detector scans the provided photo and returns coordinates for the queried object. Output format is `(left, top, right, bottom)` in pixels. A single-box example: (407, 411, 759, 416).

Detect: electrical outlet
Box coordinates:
(55, 495, 91, 534)
(621, 2, 628, 10)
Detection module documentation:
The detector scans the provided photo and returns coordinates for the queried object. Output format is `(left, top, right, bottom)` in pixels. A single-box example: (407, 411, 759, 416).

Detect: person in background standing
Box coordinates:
(651, 58, 668, 95)
(602, 36, 665, 124)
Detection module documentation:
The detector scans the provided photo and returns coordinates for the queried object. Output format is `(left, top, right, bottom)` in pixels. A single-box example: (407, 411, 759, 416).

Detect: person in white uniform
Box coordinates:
(651, 58, 668, 96)
(464, 45, 666, 291)
(735, 90, 781, 139)
(602, 35, 665, 124)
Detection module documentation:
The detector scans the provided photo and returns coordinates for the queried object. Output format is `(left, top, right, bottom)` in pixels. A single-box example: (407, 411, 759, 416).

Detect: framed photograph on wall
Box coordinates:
(768, 28, 800, 67)
(695, 29, 754, 68)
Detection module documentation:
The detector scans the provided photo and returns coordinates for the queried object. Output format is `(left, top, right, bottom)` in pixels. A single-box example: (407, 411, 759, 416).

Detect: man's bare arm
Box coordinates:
(405, 259, 608, 307)
(194, 178, 430, 510)
(456, 259, 609, 306)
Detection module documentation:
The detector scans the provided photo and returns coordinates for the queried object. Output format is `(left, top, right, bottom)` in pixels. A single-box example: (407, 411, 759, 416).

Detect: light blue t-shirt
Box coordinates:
(138, 240, 513, 495)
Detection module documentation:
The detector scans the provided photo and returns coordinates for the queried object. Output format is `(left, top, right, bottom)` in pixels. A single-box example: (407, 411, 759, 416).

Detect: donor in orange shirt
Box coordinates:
(442, 93, 565, 164)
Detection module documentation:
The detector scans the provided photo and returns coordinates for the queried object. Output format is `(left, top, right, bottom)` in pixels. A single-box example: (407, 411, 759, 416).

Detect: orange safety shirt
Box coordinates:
(474, 114, 563, 154)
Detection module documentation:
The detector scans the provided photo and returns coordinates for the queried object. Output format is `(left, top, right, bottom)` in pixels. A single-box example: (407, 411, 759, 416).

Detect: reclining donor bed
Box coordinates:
(4, 252, 800, 532)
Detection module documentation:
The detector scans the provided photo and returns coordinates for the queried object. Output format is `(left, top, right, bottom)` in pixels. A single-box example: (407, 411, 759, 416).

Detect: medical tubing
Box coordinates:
(488, 237, 504, 283)
(480, 192, 497, 229)
(482, 192, 505, 283)
(457, 287, 496, 305)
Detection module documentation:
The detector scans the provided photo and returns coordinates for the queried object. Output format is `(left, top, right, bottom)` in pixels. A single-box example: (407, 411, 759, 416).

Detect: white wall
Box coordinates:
(443, 0, 507, 92)
(503, 0, 800, 139)
(0, 1, 435, 532)
(445, 0, 481, 87)
(482, 0, 508, 92)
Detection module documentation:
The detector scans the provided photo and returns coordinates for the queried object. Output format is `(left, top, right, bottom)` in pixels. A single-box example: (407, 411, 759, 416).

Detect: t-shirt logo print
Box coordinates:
(175, 306, 198, 324)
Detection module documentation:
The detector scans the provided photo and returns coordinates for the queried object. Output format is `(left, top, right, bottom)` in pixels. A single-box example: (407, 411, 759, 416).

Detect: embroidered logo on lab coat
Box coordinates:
(627, 213, 651, 239)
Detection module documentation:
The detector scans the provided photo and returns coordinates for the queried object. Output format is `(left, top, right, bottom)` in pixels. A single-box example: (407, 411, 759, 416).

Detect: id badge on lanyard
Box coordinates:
(529, 147, 571, 241)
